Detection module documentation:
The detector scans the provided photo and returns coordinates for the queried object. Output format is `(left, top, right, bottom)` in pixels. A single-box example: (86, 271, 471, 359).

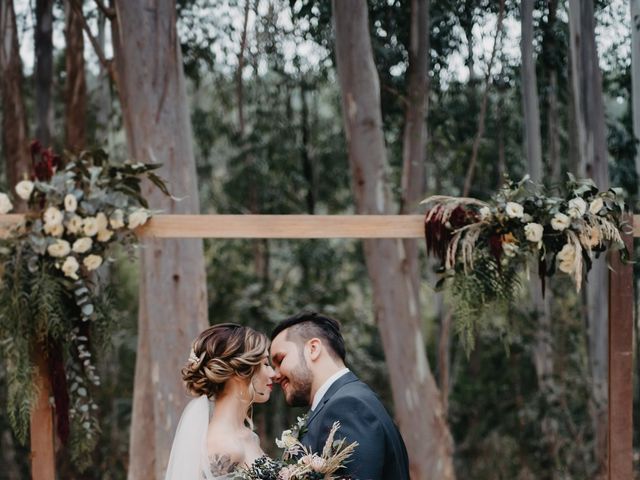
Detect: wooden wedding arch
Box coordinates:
(1, 213, 636, 479)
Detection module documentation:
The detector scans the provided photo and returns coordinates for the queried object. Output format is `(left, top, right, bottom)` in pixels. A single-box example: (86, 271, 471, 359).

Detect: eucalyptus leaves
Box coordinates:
(0, 145, 168, 467)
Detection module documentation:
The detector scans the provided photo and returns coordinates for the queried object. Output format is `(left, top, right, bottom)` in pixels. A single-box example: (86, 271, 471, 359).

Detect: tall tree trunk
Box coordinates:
(522, 6, 556, 467)
(111, 2, 208, 479)
(332, 2, 454, 479)
(496, 86, 506, 183)
(520, 0, 543, 183)
(547, 68, 561, 182)
(0, 0, 30, 188)
(94, 10, 111, 145)
(521, 0, 553, 387)
(632, 0, 640, 178)
(568, 0, 610, 472)
(544, 0, 561, 183)
(400, 0, 429, 327)
(35, 0, 54, 146)
(567, 64, 580, 176)
(400, 0, 428, 215)
(64, 0, 87, 151)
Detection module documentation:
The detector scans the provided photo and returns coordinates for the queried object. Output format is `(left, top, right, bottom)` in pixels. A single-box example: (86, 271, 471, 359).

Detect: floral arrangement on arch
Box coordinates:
(0, 141, 168, 467)
(238, 416, 357, 480)
(421, 175, 629, 350)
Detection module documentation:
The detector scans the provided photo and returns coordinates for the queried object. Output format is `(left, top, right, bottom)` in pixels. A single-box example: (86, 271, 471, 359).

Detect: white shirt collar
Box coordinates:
(311, 368, 350, 411)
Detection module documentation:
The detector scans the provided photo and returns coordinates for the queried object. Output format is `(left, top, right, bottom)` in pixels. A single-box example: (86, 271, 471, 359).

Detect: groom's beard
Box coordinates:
(284, 362, 313, 407)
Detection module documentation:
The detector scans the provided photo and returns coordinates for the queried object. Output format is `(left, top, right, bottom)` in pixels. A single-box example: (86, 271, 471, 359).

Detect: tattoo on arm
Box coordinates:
(208, 454, 239, 475)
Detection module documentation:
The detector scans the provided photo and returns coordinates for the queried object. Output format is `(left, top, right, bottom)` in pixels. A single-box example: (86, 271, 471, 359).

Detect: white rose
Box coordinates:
(47, 239, 71, 258)
(109, 209, 125, 229)
(0, 193, 13, 214)
(478, 206, 491, 220)
(64, 194, 78, 213)
(505, 202, 524, 218)
(589, 197, 604, 215)
(83, 254, 103, 271)
(43, 222, 64, 237)
(83, 217, 99, 237)
(72, 237, 93, 254)
(276, 430, 298, 449)
(567, 197, 587, 218)
(128, 209, 149, 229)
(66, 215, 84, 235)
(524, 223, 544, 243)
(61, 256, 80, 280)
(550, 213, 570, 231)
(97, 229, 114, 242)
(15, 180, 34, 200)
(96, 212, 108, 231)
(43, 206, 63, 226)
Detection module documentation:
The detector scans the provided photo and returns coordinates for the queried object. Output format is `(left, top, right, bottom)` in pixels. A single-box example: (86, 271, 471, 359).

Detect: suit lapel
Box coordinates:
(305, 371, 358, 427)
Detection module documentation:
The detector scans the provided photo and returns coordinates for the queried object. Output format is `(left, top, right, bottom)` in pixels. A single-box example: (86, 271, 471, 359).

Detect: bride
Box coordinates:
(165, 323, 276, 479)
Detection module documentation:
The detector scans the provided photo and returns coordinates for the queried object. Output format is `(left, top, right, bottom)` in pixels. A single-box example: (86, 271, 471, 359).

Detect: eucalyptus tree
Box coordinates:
(332, 1, 455, 478)
(0, 0, 30, 188)
(110, 2, 209, 478)
(568, 0, 610, 469)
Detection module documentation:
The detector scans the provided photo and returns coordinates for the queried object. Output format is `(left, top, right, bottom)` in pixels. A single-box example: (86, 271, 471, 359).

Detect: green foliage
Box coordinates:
(449, 254, 522, 354)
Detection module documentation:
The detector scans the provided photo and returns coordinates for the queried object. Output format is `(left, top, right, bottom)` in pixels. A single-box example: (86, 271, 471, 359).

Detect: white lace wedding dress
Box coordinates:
(164, 395, 237, 480)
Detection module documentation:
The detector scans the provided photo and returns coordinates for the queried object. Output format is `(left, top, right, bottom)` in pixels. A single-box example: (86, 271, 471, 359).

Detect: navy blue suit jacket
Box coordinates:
(300, 371, 410, 480)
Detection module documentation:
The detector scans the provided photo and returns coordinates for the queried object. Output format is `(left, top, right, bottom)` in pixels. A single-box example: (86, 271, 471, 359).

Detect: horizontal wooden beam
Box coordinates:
(1, 214, 639, 239)
(140, 214, 427, 238)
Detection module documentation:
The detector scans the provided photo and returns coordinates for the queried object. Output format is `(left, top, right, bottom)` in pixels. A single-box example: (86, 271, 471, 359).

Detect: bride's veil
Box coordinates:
(164, 395, 218, 480)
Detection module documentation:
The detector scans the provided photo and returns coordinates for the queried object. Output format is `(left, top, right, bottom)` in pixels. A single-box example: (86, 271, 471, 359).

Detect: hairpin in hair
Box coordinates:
(188, 348, 200, 365)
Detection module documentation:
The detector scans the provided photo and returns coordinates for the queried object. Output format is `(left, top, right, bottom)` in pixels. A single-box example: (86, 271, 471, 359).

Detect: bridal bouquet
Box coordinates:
(0, 142, 168, 467)
(237, 419, 357, 480)
(422, 175, 629, 351)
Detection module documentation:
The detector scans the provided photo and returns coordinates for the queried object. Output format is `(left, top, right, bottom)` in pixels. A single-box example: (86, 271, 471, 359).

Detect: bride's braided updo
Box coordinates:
(182, 323, 269, 399)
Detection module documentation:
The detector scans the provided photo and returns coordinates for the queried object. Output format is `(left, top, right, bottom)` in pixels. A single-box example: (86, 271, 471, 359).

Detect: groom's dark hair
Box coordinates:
(271, 311, 346, 362)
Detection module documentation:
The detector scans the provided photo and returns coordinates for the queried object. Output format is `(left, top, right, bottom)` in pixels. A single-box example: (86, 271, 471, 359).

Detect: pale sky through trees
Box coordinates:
(12, 0, 630, 86)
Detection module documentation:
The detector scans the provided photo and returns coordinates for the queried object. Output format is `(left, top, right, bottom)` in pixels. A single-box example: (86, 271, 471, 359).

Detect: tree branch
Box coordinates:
(93, 0, 114, 19)
(69, 0, 117, 85)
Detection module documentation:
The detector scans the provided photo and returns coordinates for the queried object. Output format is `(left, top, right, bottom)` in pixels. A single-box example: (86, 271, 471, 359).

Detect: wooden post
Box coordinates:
(30, 345, 55, 480)
(607, 214, 634, 479)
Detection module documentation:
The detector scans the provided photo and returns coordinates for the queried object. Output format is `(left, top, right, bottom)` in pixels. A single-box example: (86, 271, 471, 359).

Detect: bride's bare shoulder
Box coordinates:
(206, 427, 245, 475)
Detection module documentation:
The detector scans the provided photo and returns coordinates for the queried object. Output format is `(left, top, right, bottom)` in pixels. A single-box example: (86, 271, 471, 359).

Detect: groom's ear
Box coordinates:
(306, 338, 322, 362)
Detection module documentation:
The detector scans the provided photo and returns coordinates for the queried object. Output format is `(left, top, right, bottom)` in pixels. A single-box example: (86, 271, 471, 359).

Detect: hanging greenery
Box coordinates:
(0, 142, 168, 468)
(422, 175, 630, 352)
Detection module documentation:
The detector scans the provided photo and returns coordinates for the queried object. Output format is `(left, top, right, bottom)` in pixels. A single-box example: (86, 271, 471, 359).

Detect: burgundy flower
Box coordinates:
(30, 141, 57, 181)
(488, 234, 503, 264)
(425, 205, 475, 263)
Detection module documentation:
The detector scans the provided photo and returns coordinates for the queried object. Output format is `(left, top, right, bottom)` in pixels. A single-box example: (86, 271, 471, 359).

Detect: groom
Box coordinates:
(270, 311, 410, 480)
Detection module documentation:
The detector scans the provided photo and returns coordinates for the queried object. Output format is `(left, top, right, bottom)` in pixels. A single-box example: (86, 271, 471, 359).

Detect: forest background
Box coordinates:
(0, 0, 638, 479)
